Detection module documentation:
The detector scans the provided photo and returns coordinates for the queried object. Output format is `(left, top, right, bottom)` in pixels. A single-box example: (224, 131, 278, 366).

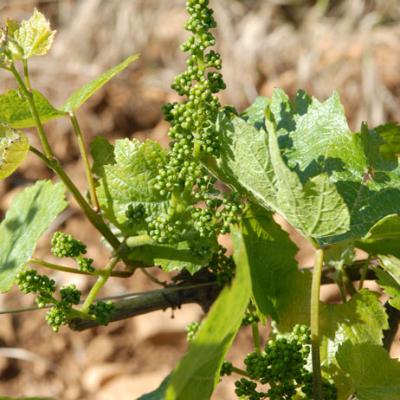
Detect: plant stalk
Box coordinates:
(80, 256, 120, 314)
(125, 234, 154, 248)
(311, 248, 324, 400)
(252, 322, 261, 353)
(29, 258, 132, 278)
(69, 112, 100, 211)
(10, 64, 54, 159)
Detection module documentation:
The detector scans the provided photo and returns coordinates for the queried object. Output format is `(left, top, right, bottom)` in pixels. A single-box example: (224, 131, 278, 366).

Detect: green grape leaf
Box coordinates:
(89, 135, 115, 176)
(323, 241, 355, 270)
(96, 138, 169, 227)
(0, 89, 66, 128)
(62, 54, 139, 112)
(218, 113, 350, 240)
(8, 9, 56, 59)
(278, 90, 367, 180)
(0, 180, 67, 292)
(138, 375, 171, 400)
(375, 268, 400, 310)
(220, 90, 400, 244)
(378, 255, 400, 284)
(0, 125, 29, 179)
(165, 226, 251, 400)
(269, 89, 400, 243)
(127, 239, 216, 275)
(357, 214, 400, 258)
(241, 96, 269, 128)
(374, 122, 400, 158)
(239, 204, 299, 320)
(336, 342, 400, 400)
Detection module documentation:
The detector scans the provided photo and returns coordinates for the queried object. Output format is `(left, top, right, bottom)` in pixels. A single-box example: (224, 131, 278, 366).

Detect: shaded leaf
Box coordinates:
(336, 342, 400, 400)
(239, 205, 298, 320)
(375, 122, 400, 158)
(8, 9, 55, 59)
(96, 138, 168, 226)
(0, 125, 29, 179)
(127, 239, 216, 275)
(62, 54, 139, 112)
(0, 89, 65, 128)
(375, 268, 400, 310)
(218, 113, 350, 240)
(357, 214, 400, 258)
(165, 226, 251, 400)
(0, 180, 67, 292)
(89, 135, 115, 176)
(241, 96, 269, 128)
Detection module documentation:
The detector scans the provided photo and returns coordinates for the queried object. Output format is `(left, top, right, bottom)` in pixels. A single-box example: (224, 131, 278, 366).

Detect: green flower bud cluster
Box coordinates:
(51, 231, 86, 258)
(156, 0, 227, 197)
(16, 269, 56, 308)
(88, 301, 115, 326)
(16, 269, 83, 332)
(209, 245, 235, 285)
(126, 203, 146, 225)
(233, 325, 337, 400)
(51, 232, 96, 274)
(241, 306, 260, 327)
(220, 361, 233, 376)
(186, 321, 200, 342)
(234, 378, 263, 400)
(77, 256, 95, 273)
(142, 0, 244, 259)
(146, 213, 185, 244)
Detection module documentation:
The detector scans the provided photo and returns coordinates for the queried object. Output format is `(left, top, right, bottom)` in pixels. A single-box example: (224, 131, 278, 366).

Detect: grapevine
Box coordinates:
(0, 1, 399, 400)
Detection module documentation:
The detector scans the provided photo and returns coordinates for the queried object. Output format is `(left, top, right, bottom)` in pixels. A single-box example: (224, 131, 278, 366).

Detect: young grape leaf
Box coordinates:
(377, 255, 400, 284)
(165, 226, 251, 400)
(241, 96, 269, 128)
(96, 138, 169, 226)
(62, 54, 139, 112)
(239, 204, 299, 320)
(336, 342, 400, 400)
(375, 268, 400, 310)
(127, 239, 216, 275)
(0, 89, 66, 128)
(221, 90, 400, 244)
(374, 122, 400, 158)
(0, 125, 29, 179)
(218, 113, 350, 240)
(89, 136, 115, 176)
(0, 180, 67, 292)
(357, 214, 400, 258)
(7, 9, 56, 59)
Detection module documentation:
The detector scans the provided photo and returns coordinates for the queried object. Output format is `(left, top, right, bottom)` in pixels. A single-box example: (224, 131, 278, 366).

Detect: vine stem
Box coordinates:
(69, 112, 100, 211)
(252, 322, 261, 353)
(311, 248, 324, 400)
(10, 64, 54, 159)
(11, 61, 121, 252)
(231, 366, 249, 377)
(29, 258, 132, 278)
(80, 255, 120, 314)
(29, 146, 121, 251)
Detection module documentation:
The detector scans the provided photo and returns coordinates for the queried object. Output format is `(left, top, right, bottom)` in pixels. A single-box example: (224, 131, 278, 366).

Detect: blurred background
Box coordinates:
(0, 0, 399, 399)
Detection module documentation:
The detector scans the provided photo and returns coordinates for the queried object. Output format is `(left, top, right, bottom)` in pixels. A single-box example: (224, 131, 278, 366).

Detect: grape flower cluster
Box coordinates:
(230, 325, 337, 400)
(15, 268, 82, 332)
(51, 231, 95, 273)
(143, 0, 243, 262)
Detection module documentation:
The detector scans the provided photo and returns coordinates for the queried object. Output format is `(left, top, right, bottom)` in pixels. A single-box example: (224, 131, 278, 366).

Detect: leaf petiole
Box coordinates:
(310, 248, 324, 400)
(69, 112, 100, 211)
